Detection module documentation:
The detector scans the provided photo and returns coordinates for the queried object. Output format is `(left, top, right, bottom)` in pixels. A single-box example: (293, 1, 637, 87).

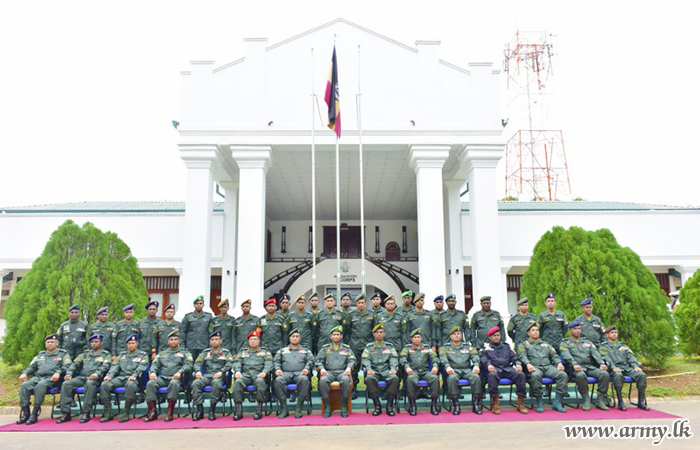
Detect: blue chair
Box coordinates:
(402, 362, 436, 411)
(483, 378, 516, 411)
(526, 377, 554, 410)
(48, 386, 61, 419)
(74, 385, 101, 415)
(273, 380, 313, 416)
(567, 376, 599, 409)
(608, 376, 638, 408)
(363, 371, 400, 414)
(114, 368, 150, 417)
(191, 368, 232, 417)
(243, 377, 273, 416)
(440, 367, 474, 411)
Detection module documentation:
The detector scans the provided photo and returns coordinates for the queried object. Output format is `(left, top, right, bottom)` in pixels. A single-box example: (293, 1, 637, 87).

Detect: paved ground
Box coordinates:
(0, 399, 697, 449)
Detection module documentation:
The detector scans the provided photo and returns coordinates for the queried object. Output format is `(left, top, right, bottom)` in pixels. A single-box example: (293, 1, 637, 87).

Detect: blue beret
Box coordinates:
(280, 294, 290, 301)
(69, 304, 81, 312)
(545, 293, 556, 301)
(580, 298, 593, 306)
(209, 330, 221, 339)
(164, 304, 175, 312)
(89, 334, 104, 342)
(96, 306, 109, 315)
(126, 334, 139, 343)
(123, 304, 135, 312)
(568, 321, 581, 329)
(146, 299, 159, 309)
(433, 295, 444, 303)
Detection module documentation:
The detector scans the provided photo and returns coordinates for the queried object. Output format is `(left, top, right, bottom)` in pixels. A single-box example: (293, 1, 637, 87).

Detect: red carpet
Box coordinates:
(0, 408, 677, 432)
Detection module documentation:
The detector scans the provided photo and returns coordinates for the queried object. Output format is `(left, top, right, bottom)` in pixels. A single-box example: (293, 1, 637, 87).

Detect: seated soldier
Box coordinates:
(362, 324, 400, 417)
(191, 330, 234, 421)
(17, 334, 71, 425)
(400, 328, 440, 416)
(560, 322, 610, 411)
(316, 325, 355, 418)
(440, 326, 483, 415)
(273, 328, 314, 419)
(518, 323, 568, 413)
(481, 326, 528, 414)
(144, 330, 193, 422)
(232, 328, 273, 421)
(56, 333, 111, 424)
(599, 325, 650, 411)
(100, 334, 149, 423)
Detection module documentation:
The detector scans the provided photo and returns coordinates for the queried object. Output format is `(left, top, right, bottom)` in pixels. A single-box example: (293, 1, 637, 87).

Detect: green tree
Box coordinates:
(522, 226, 676, 369)
(1, 220, 148, 365)
(675, 269, 700, 356)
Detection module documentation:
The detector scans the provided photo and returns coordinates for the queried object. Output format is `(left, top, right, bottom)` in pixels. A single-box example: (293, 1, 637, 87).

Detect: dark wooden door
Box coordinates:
(385, 242, 400, 261)
(323, 226, 361, 258)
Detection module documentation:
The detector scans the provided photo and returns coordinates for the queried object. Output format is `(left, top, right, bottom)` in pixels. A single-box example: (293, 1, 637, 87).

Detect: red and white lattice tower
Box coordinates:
(503, 31, 572, 201)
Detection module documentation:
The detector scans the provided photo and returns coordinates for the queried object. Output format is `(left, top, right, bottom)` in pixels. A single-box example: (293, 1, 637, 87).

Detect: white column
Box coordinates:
(232, 146, 272, 318)
(464, 143, 506, 315)
(220, 181, 239, 308)
(444, 180, 465, 299)
(179, 148, 217, 318)
(501, 266, 513, 319)
(410, 145, 450, 307)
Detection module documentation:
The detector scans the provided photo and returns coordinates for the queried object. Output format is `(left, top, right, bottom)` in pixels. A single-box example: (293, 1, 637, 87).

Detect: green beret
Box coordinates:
(309, 292, 319, 299)
(445, 294, 456, 301)
(288, 328, 301, 336)
(341, 292, 352, 299)
(330, 325, 343, 335)
(324, 293, 335, 301)
(410, 328, 422, 338)
(449, 326, 462, 335)
(372, 323, 385, 333)
(193, 295, 204, 305)
(69, 304, 81, 312)
(401, 290, 414, 298)
(355, 293, 366, 302)
(517, 297, 529, 306)
(412, 292, 425, 305)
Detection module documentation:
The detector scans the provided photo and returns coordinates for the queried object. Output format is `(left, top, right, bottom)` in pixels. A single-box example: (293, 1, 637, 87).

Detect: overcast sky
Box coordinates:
(1, 0, 698, 208)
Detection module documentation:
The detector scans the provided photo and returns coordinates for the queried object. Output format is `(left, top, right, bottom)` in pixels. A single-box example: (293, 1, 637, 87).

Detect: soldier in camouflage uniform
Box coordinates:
(210, 298, 236, 352)
(400, 328, 440, 416)
(362, 324, 400, 416)
(233, 299, 259, 353)
(56, 334, 111, 424)
(260, 298, 285, 356)
(181, 295, 214, 361)
(57, 304, 88, 361)
(312, 294, 344, 349)
(139, 299, 163, 362)
(374, 295, 403, 350)
(398, 290, 414, 318)
(471, 296, 506, 348)
(599, 325, 650, 411)
(347, 293, 375, 399)
(370, 292, 385, 318)
(481, 327, 528, 414)
(518, 323, 568, 413)
(144, 330, 193, 422)
(402, 293, 434, 352)
(278, 294, 291, 322)
(339, 292, 354, 343)
(17, 334, 72, 425)
(308, 293, 321, 355)
(88, 306, 115, 356)
(273, 329, 314, 419)
(316, 325, 355, 418)
(440, 326, 482, 415)
(429, 295, 445, 349)
(507, 298, 537, 352)
(232, 328, 273, 421)
(191, 330, 234, 421)
(153, 304, 180, 353)
(112, 304, 140, 356)
(440, 294, 472, 348)
(575, 298, 605, 346)
(560, 321, 610, 411)
(537, 293, 567, 353)
(284, 295, 314, 350)
(100, 334, 149, 423)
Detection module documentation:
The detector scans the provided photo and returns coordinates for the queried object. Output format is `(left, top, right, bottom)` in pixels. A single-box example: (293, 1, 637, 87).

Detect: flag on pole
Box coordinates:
(324, 46, 341, 138)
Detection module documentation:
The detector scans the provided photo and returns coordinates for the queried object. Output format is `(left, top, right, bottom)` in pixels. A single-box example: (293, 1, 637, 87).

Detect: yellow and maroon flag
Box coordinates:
(324, 46, 341, 138)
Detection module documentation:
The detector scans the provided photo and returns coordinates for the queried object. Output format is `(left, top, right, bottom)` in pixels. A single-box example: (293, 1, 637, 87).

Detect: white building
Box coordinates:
(1, 19, 699, 320)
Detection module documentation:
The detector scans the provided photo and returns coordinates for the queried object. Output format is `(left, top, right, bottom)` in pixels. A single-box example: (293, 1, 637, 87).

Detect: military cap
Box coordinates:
(45, 334, 59, 342)
(96, 306, 109, 315)
(69, 304, 81, 312)
(604, 325, 617, 334)
(89, 334, 104, 342)
(288, 328, 301, 336)
(487, 326, 500, 337)
(167, 329, 180, 339)
(126, 334, 139, 343)
(412, 292, 425, 305)
(480, 295, 492, 303)
(146, 299, 159, 309)
(383, 294, 396, 303)
(264, 298, 277, 307)
(517, 297, 529, 306)
(370, 292, 382, 300)
(401, 290, 414, 298)
(248, 328, 262, 340)
(527, 322, 539, 331)
(280, 294, 290, 302)
(323, 293, 335, 300)
(209, 330, 222, 339)
(445, 294, 456, 301)
(241, 299, 252, 307)
(164, 304, 175, 312)
(329, 325, 344, 335)
(372, 323, 385, 333)
(123, 303, 135, 312)
(410, 328, 422, 338)
(295, 294, 306, 303)
(433, 295, 444, 303)
(355, 293, 366, 302)
(341, 291, 352, 299)
(568, 321, 581, 329)
(545, 293, 556, 301)
(309, 292, 319, 299)
(193, 295, 205, 304)
(218, 298, 229, 308)
(580, 298, 593, 306)
(449, 326, 462, 335)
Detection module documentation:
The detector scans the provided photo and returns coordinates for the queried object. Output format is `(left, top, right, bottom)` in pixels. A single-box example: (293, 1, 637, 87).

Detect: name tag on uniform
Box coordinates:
(96, 357, 104, 362)
(382, 350, 391, 354)
(583, 343, 590, 348)
(593, 324, 601, 328)
(133, 357, 142, 362)
(340, 351, 348, 355)
(421, 349, 431, 354)
(460, 349, 469, 354)
(218, 356, 227, 360)
(540, 344, 548, 348)
(491, 318, 499, 322)
(77, 328, 85, 332)
(53, 357, 62, 362)
(176, 352, 184, 357)
(299, 350, 307, 354)
(240, 354, 249, 358)
(556, 318, 564, 322)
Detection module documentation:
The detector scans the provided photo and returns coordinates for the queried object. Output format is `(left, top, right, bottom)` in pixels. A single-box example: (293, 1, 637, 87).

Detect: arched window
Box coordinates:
(386, 242, 400, 261)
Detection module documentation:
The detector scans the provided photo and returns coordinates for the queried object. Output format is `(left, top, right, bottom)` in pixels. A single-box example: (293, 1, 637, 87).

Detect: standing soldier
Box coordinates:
(57, 304, 88, 361)
(429, 295, 445, 349)
(599, 325, 650, 411)
(400, 329, 440, 416)
(362, 324, 400, 416)
(88, 306, 115, 356)
(210, 299, 236, 352)
(313, 294, 344, 349)
(153, 304, 180, 353)
(139, 299, 163, 361)
(144, 330, 193, 422)
(278, 294, 292, 322)
(181, 295, 213, 361)
(471, 296, 506, 348)
(232, 329, 273, 421)
(402, 293, 434, 352)
(375, 295, 403, 350)
(308, 292, 321, 355)
(112, 304, 140, 356)
(339, 292, 354, 343)
(56, 334, 111, 424)
(575, 298, 605, 345)
(234, 299, 260, 353)
(17, 334, 71, 425)
(440, 326, 483, 415)
(273, 329, 314, 419)
(370, 292, 384, 318)
(398, 290, 414, 318)
(560, 322, 610, 411)
(537, 293, 567, 353)
(316, 325, 355, 418)
(507, 298, 537, 352)
(191, 330, 234, 421)
(260, 298, 285, 356)
(518, 323, 568, 413)
(284, 295, 314, 350)
(440, 294, 471, 348)
(481, 327, 528, 414)
(100, 334, 148, 423)
(348, 293, 374, 399)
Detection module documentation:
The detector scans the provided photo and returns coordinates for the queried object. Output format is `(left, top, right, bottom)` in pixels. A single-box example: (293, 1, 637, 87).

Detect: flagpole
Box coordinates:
(357, 44, 366, 295)
(311, 47, 317, 296)
(335, 134, 341, 300)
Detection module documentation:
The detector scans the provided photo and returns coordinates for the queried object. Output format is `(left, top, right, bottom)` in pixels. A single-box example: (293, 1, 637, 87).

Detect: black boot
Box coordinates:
(80, 412, 91, 423)
(351, 389, 359, 400)
(452, 397, 461, 415)
(386, 397, 396, 417)
(430, 398, 440, 415)
(118, 401, 133, 423)
(209, 402, 217, 421)
(193, 404, 204, 421)
(473, 395, 483, 415)
(16, 406, 30, 425)
(371, 397, 382, 416)
(408, 399, 417, 416)
(233, 403, 243, 421)
(254, 401, 264, 420)
(25, 406, 41, 425)
(638, 389, 650, 411)
(56, 412, 72, 424)
(616, 388, 627, 411)
(100, 401, 114, 423)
